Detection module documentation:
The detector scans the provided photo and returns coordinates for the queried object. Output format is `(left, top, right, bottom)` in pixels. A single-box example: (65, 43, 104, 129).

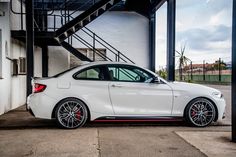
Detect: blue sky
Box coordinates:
(155, 0, 233, 69)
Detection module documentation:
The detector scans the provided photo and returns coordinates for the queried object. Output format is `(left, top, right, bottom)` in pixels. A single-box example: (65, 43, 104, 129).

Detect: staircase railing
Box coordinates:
(47, 11, 134, 63)
(72, 33, 113, 61)
(60, 0, 96, 19)
(10, 0, 134, 64)
(61, 13, 134, 63)
(82, 27, 135, 63)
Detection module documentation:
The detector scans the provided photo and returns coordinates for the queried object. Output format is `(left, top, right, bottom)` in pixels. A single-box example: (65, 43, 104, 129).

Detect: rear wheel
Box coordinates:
(185, 98, 216, 127)
(55, 98, 88, 129)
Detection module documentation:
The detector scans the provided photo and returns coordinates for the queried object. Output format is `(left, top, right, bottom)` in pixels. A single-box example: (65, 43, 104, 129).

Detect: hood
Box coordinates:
(168, 81, 220, 94)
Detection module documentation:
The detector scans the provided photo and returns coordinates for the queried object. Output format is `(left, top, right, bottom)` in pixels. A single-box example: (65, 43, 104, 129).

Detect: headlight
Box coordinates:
(212, 92, 223, 98)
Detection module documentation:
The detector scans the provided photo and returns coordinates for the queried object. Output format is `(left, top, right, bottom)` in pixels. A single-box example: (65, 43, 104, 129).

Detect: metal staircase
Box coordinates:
(11, 0, 134, 64)
(55, 0, 122, 42)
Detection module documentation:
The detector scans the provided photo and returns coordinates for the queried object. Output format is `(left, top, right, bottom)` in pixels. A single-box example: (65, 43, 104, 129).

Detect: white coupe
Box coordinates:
(27, 62, 226, 129)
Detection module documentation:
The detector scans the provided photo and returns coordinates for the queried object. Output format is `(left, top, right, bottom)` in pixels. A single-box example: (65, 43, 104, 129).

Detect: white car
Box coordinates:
(27, 61, 226, 129)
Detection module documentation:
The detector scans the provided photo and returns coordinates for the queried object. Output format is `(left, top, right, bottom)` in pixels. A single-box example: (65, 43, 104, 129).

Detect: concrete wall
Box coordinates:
(0, 2, 41, 115)
(48, 46, 69, 76)
(48, 11, 149, 76)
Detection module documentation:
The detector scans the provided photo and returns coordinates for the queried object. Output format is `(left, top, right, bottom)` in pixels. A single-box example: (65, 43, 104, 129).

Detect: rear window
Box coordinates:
(53, 66, 78, 77)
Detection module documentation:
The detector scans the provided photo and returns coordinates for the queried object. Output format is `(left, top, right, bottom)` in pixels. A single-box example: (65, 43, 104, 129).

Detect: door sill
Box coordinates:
(93, 116, 183, 122)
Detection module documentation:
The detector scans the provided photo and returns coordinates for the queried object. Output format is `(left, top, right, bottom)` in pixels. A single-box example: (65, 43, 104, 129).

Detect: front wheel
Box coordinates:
(55, 98, 88, 129)
(185, 98, 216, 127)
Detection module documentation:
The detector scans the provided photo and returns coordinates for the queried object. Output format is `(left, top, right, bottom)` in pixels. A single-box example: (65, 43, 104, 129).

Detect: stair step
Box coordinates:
(55, 0, 122, 42)
(66, 29, 75, 37)
(109, 0, 115, 5)
(94, 10, 99, 16)
(74, 21, 83, 30)
(64, 32, 68, 37)
(101, 4, 107, 11)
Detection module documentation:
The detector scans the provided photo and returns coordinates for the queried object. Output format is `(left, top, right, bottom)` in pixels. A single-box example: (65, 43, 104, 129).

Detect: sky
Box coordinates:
(155, 0, 233, 70)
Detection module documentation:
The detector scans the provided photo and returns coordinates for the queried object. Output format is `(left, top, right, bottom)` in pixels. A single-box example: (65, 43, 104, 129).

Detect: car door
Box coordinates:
(108, 65, 173, 116)
(71, 65, 114, 115)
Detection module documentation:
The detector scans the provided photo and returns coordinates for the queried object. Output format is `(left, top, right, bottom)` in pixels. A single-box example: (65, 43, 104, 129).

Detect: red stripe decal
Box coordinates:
(93, 119, 183, 122)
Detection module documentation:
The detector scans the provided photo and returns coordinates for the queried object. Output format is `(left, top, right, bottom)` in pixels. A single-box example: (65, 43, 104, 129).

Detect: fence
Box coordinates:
(179, 74, 231, 83)
(175, 58, 231, 83)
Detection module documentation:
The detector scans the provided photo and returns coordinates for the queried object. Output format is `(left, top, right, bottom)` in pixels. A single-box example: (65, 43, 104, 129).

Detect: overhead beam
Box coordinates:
(166, 0, 176, 81)
(26, 0, 34, 97)
(149, 12, 156, 72)
(232, 0, 236, 142)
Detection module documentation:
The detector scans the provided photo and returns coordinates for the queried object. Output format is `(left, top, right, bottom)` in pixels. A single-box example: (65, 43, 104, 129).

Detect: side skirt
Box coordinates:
(93, 116, 183, 122)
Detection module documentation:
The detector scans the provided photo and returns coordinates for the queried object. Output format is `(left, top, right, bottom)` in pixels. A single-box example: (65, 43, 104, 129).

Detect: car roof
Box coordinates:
(80, 61, 135, 67)
(57, 61, 159, 79)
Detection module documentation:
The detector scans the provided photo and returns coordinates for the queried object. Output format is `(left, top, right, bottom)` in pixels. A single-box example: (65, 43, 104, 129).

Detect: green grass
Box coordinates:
(175, 74, 231, 85)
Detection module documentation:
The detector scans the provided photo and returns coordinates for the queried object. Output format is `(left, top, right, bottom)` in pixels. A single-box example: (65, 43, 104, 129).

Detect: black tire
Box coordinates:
(184, 98, 216, 127)
(55, 98, 88, 129)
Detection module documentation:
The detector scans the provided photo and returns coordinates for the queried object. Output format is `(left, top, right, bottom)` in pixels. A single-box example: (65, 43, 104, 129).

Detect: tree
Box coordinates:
(157, 68, 167, 79)
(213, 59, 227, 70)
(176, 44, 189, 81)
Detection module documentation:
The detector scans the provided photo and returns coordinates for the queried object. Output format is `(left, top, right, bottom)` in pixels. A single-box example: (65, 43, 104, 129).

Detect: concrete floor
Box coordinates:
(176, 131, 236, 157)
(0, 84, 234, 157)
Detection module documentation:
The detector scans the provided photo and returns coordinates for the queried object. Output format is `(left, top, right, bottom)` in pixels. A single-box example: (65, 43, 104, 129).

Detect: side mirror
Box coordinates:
(152, 77, 160, 83)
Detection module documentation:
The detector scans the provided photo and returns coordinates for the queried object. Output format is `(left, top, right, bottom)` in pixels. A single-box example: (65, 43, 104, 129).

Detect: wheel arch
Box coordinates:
(51, 97, 91, 122)
(183, 96, 218, 122)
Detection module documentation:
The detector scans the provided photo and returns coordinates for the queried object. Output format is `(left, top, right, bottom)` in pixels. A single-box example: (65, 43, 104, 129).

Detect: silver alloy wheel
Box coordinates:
(57, 100, 86, 128)
(188, 98, 215, 127)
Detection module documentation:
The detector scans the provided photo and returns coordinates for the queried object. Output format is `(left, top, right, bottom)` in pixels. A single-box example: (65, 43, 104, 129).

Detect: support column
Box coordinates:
(26, 0, 34, 97)
(42, 46, 48, 77)
(149, 12, 156, 72)
(232, 0, 236, 142)
(167, 0, 176, 81)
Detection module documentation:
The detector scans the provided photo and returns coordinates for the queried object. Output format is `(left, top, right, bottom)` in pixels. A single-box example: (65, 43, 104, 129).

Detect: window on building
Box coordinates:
(70, 48, 106, 68)
(18, 57, 26, 74)
(12, 59, 18, 76)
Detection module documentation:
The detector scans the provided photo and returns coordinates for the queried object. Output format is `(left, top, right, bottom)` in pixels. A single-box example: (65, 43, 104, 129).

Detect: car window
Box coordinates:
(74, 67, 105, 80)
(108, 65, 153, 82)
(53, 66, 78, 77)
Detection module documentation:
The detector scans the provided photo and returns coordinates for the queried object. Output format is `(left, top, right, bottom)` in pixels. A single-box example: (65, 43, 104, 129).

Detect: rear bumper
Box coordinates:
(28, 108, 35, 117)
(27, 93, 58, 119)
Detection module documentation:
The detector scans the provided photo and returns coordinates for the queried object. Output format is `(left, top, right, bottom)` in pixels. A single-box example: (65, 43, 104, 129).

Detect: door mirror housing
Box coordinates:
(152, 77, 161, 83)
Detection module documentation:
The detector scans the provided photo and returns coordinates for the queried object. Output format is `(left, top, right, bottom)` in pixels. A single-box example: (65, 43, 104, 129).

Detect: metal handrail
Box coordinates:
(82, 27, 135, 63)
(10, 0, 58, 15)
(73, 34, 113, 61)
(60, 0, 95, 18)
(63, 14, 134, 63)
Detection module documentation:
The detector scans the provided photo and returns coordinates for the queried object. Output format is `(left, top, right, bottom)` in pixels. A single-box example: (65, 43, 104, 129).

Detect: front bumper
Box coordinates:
(215, 98, 226, 121)
(222, 112, 226, 119)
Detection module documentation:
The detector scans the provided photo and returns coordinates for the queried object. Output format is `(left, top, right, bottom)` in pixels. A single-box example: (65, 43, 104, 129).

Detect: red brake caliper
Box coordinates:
(191, 111, 196, 116)
(76, 111, 81, 119)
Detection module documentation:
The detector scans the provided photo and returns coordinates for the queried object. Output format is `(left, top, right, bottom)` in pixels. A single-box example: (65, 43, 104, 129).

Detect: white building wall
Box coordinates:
(0, 2, 41, 115)
(48, 11, 149, 76)
(48, 46, 69, 76)
(0, 2, 12, 114)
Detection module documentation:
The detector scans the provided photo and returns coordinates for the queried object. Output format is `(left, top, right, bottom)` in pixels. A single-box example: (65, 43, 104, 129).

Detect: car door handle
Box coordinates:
(111, 84, 123, 88)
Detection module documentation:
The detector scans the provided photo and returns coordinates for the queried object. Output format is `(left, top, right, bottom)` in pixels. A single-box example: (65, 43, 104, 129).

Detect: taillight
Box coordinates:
(33, 83, 46, 93)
